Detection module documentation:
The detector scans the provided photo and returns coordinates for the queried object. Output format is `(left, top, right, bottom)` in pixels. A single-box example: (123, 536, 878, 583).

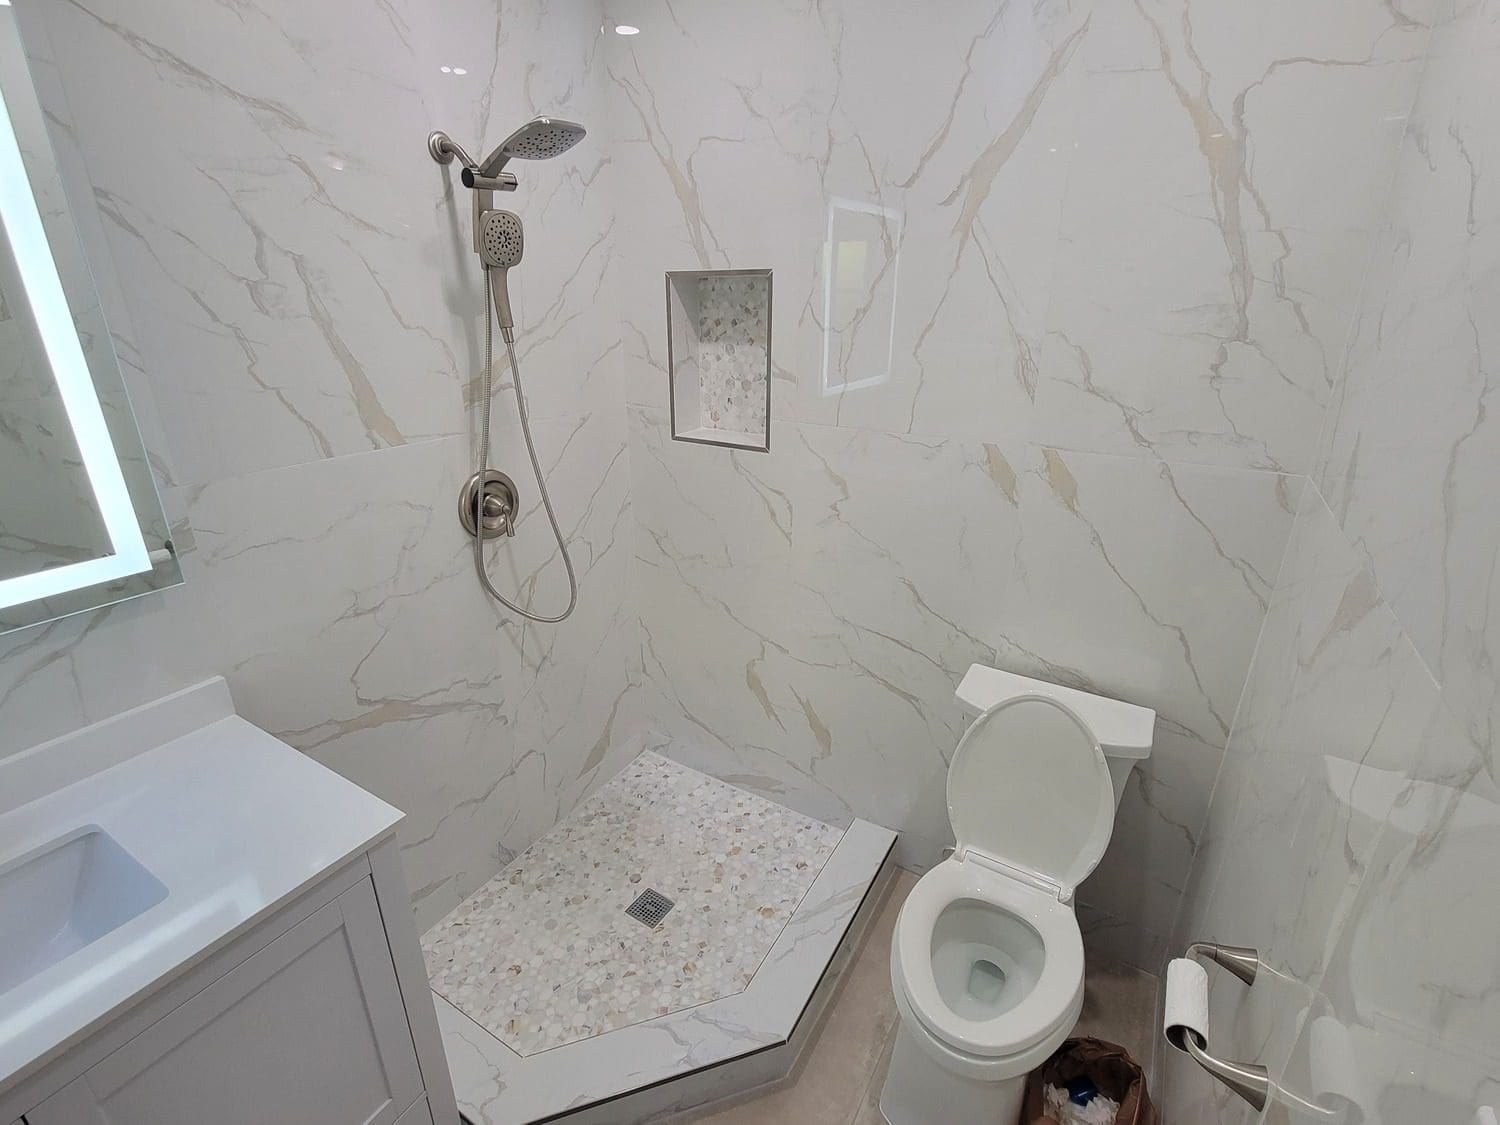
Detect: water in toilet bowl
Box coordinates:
(930, 900, 1045, 1021)
(968, 956, 1008, 1005)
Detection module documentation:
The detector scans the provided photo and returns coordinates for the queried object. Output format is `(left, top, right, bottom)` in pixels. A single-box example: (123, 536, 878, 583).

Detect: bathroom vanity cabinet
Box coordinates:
(18, 852, 439, 1125)
(0, 680, 459, 1125)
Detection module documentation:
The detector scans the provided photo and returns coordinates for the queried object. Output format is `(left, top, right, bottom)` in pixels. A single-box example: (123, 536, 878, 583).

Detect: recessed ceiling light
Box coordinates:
(440, 65, 452, 73)
(614, 24, 640, 35)
(452, 66, 467, 75)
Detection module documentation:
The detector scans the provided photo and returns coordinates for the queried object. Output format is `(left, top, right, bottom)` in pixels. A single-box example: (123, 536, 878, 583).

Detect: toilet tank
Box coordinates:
(954, 665, 1155, 811)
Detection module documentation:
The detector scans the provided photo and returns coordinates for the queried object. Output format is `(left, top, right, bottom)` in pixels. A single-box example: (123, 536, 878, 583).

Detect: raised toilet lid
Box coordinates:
(947, 693, 1115, 900)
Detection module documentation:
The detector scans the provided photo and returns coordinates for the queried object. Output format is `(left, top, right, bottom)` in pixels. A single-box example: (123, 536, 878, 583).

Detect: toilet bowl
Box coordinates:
(881, 667, 1155, 1125)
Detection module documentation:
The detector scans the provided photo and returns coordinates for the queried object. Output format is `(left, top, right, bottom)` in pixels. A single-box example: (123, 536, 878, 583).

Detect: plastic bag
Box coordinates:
(1020, 1037, 1158, 1125)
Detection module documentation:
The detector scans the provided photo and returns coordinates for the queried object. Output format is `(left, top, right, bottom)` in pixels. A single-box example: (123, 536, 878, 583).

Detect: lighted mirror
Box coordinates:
(0, 4, 180, 634)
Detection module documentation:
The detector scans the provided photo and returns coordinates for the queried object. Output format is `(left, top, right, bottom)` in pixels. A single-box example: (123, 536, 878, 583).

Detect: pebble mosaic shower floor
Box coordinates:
(421, 752, 843, 1056)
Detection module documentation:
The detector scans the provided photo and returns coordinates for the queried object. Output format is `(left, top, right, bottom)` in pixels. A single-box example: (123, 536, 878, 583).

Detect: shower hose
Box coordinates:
(472, 266, 578, 623)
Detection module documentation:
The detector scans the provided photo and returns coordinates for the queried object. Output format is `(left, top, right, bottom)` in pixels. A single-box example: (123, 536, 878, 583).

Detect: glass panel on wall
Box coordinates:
(821, 197, 902, 398)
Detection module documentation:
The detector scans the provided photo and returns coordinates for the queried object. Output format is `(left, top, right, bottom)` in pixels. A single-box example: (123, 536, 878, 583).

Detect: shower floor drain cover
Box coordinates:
(626, 888, 675, 927)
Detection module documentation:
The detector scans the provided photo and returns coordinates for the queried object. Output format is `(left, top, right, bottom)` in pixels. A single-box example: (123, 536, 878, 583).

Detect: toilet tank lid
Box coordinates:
(955, 665, 1155, 758)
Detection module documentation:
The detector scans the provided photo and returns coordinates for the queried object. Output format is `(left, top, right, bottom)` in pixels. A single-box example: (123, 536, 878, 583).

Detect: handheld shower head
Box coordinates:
(478, 210, 524, 340)
(476, 116, 586, 177)
(478, 209, 524, 269)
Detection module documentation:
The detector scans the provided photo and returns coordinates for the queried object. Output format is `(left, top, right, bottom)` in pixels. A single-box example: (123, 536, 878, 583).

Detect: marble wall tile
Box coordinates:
(1289, 700, 1500, 1122)
(1037, 0, 1432, 473)
(629, 403, 1295, 954)
(3, 0, 1467, 1039)
(1160, 491, 1446, 1120)
(1316, 0, 1500, 765)
(994, 449, 1298, 939)
(0, 406, 637, 928)
(0, 0, 640, 934)
(1180, 5, 1500, 1117)
(606, 0, 1088, 447)
(630, 406, 983, 841)
(608, 0, 1427, 968)
(1167, 8, 1500, 1111)
(24, 0, 611, 488)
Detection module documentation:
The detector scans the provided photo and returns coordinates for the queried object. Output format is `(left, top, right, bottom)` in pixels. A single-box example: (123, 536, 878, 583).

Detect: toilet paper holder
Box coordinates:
(1165, 942, 1272, 1111)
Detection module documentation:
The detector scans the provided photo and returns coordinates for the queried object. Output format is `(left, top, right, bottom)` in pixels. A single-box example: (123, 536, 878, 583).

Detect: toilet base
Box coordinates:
(878, 1020, 1027, 1125)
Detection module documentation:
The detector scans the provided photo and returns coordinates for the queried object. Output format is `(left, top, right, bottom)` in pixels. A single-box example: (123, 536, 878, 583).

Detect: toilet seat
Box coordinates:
(945, 693, 1115, 903)
(892, 857, 1084, 1058)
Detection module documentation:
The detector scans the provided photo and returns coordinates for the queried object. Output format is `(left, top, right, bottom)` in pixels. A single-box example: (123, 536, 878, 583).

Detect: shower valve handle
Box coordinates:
(483, 493, 516, 536)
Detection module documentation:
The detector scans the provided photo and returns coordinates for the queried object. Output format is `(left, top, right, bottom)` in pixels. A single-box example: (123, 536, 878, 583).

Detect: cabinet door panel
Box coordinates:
(394, 1095, 435, 1125)
(28, 879, 422, 1125)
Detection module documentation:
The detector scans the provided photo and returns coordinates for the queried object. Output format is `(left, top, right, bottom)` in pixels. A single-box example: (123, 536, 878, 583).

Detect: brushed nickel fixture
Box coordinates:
(625, 888, 676, 928)
(1167, 943, 1272, 1111)
(428, 117, 586, 624)
(458, 469, 519, 540)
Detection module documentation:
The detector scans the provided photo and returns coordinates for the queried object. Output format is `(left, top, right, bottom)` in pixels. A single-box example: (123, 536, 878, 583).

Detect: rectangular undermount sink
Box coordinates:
(0, 826, 167, 995)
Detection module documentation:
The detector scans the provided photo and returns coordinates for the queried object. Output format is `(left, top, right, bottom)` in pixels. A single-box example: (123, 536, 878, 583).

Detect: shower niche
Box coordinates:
(666, 269, 771, 452)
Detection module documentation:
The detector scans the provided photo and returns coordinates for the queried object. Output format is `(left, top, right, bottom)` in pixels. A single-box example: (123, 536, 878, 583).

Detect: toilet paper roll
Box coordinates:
(1163, 957, 1210, 1052)
(1307, 1014, 1364, 1118)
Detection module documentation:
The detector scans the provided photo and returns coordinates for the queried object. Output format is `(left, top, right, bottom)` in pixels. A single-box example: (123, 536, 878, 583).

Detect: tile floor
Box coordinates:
(678, 872, 1161, 1125)
(423, 752, 843, 1055)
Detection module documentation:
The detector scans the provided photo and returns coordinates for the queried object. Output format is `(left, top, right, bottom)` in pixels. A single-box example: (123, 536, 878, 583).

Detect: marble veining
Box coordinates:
(423, 751, 842, 1056)
(0, 0, 639, 941)
(606, 0, 1425, 971)
(1167, 3, 1500, 1118)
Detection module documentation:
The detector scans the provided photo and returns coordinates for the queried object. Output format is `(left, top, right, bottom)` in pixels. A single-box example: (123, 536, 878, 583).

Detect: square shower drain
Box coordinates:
(625, 888, 675, 928)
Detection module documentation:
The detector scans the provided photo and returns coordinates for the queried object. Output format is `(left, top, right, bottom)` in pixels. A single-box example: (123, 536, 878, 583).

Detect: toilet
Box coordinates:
(881, 665, 1155, 1125)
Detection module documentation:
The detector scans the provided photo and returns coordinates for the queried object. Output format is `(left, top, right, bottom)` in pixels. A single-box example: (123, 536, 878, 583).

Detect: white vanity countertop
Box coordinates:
(0, 679, 404, 1095)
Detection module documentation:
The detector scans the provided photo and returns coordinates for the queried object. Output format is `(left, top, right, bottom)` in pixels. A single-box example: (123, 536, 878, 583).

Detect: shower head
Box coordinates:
(476, 116, 586, 177)
(478, 209, 524, 340)
(478, 209, 524, 270)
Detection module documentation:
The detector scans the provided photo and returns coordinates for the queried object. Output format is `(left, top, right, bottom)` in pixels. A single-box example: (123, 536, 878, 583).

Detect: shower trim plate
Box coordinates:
(458, 469, 519, 540)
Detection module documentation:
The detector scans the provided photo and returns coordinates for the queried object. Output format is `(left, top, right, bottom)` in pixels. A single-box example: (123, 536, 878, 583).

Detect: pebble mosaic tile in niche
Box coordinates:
(695, 274, 769, 435)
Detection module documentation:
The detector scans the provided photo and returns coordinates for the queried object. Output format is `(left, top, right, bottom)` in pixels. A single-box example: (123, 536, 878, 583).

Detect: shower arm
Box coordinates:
(427, 131, 476, 170)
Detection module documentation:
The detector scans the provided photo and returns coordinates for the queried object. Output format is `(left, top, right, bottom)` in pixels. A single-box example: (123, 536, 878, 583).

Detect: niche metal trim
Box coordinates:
(665, 269, 773, 453)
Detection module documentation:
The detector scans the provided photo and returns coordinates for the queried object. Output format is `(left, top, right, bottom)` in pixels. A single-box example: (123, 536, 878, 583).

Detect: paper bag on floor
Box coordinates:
(1020, 1037, 1158, 1125)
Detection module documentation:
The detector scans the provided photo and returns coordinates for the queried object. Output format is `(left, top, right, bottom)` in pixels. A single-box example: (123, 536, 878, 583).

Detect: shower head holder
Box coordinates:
(462, 168, 518, 192)
(429, 132, 518, 194)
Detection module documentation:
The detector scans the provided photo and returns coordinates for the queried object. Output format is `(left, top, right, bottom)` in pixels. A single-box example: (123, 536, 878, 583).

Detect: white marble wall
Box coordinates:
(2, 0, 1474, 1004)
(1165, 0, 1500, 1117)
(610, 0, 1430, 966)
(0, 0, 638, 930)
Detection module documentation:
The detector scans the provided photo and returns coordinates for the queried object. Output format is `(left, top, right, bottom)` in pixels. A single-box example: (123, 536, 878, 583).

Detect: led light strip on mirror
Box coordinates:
(0, 72, 151, 609)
